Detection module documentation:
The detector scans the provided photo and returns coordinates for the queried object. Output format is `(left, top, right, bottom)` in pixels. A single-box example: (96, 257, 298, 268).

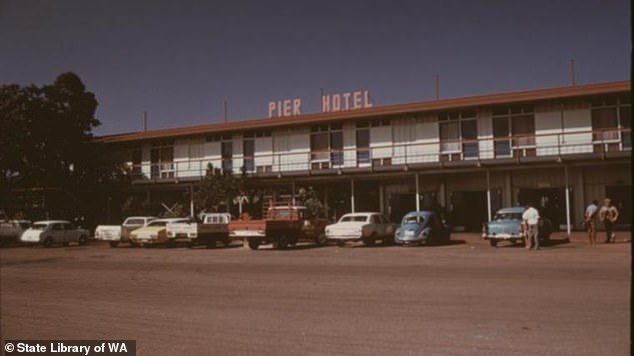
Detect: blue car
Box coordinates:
(482, 207, 553, 247)
(394, 211, 451, 246)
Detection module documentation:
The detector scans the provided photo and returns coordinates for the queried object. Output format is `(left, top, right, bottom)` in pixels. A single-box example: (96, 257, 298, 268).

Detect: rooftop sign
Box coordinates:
(268, 90, 373, 118)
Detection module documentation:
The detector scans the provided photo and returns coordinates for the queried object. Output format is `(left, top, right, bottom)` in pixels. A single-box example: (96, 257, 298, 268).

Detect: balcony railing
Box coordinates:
(126, 128, 631, 181)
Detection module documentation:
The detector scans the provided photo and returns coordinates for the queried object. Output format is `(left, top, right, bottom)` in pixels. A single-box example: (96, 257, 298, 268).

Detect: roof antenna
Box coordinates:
(434, 74, 440, 100)
(569, 59, 576, 86)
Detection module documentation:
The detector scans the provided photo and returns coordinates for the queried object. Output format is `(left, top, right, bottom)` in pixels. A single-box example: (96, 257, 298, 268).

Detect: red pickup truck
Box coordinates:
(228, 205, 329, 250)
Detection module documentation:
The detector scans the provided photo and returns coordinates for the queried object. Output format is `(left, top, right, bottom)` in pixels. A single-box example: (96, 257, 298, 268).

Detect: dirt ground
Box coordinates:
(0, 231, 630, 355)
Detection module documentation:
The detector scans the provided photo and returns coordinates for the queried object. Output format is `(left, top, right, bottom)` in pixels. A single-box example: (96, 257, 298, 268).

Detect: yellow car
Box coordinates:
(129, 218, 190, 246)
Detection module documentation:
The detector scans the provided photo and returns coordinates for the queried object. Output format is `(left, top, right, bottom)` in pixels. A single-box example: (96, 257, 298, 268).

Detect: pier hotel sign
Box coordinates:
(268, 90, 373, 118)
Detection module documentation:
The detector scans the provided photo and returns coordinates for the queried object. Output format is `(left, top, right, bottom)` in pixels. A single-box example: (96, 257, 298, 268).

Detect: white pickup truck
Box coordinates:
(94, 216, 156, 247)
(166, 213, 231, 248)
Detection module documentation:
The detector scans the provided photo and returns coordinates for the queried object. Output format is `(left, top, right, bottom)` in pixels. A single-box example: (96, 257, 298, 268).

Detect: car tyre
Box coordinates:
(336, 240, 345, 247)
(222, 238, 231, 247)
(109, 241, 120, 248)
(277, 235, 289, 250)
(248, 239, 260, 250)
(489, 239, 498, 247)
(315, 233, 327, 246)
(78, 236, 87, 246)
(44, 237, 53, 248)
(363, 237, 375, 246)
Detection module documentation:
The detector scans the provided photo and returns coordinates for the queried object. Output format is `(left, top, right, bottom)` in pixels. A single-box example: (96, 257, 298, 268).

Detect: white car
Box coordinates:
(20, 220, 89, 247)
(95, 216, 156, 247)
(0, 220, 31, 245)
(129, 218, 190, 245)
(325, 212, 398, 246)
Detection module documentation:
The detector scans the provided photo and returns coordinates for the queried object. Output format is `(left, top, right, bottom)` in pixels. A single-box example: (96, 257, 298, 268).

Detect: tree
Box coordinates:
(297, 186, 327, 218)
(194, 164, 243, 215)
(0, 72, 119, 225)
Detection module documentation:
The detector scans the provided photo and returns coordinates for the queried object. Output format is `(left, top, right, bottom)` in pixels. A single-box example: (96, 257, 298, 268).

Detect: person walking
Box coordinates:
(584, 200, 599, 246)
(599, 198, 619, 243)
(522, 203, 540, 250)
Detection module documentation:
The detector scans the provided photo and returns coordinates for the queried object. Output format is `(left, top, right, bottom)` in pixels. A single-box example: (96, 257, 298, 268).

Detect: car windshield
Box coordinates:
(340, 215, 368, 222)
(31, 223, 48, 230)
(402, 215, 427, 224)
(493, 213, 522, 221)
(147, 221, 168, 227)
(125, 218, 146, 225)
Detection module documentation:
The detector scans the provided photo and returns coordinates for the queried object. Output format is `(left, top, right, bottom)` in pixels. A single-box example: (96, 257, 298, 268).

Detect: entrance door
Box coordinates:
(517, 188, 569, 231)
(450, 191, 487, 232)
(389, 194, 416, 223)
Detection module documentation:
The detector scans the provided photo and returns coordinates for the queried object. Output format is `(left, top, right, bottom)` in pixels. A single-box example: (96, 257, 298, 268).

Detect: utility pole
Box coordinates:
(144, 111, 148, 131)
(224, 100, 228, 122)
(569, 59, 576, 86)
(434, 74, 440, 100)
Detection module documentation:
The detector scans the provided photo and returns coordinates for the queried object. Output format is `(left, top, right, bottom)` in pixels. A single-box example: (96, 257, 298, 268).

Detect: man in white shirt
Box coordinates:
(522, 203, 540, 250)
(584, 200, 599, 245)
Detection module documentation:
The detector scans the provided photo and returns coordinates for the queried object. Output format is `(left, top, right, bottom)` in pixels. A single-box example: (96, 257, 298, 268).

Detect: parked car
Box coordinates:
(394, 211, 450, 246)
(95, 216, 156, 247)
(229, 205, 329, 250)
(20, 220, 89, 247)
(325, 212, 398, 246)
(128, 218, 190, 246)
(0, 220, 31, 245)
(482, 207, 553, 247)
(167, 213, 232, 248)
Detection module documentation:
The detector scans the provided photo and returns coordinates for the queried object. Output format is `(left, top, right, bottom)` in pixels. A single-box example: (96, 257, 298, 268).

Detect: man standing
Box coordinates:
(522, 203, 540, 250)
(599, 198, 619, 243)
(584, 200, 599, 246)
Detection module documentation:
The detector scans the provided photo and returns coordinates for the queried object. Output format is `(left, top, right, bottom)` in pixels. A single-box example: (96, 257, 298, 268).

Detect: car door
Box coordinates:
(51, 223, 65, 243)
(63, 223, 76, 243)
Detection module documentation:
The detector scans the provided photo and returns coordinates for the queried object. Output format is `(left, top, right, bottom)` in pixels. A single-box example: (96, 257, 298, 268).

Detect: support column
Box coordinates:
(324, 185, 329, 217)
(564, 165, 571, 237)
(415, 173, 420, 212)
(439, 179, 446, 208)
(379, 181, 384, 214)
(486, 170, 492, 221)
(291, 180, 296, 205)
(350, 178, 355, 214)
(189, 184, 194, 217)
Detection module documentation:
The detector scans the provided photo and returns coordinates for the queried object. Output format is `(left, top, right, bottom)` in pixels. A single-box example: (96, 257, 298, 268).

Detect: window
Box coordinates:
(591, 96, 630, 146)
(356, 127, 370, 164)
(243, 138, 254, 173)
(438, 111, 478, 157)
(310, 124, 343, 168)
(221, 140, 232, 172)
(150, 141, 174, 179)
(492, 105, 535, 157)
(131, 148, 142, 175)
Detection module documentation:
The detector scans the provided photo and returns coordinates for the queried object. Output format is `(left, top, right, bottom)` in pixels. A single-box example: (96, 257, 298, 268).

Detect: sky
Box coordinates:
(0, 0, 630, 135)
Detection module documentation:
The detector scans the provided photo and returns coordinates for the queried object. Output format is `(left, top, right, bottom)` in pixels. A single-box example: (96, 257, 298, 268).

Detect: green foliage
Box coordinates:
(297, 186, 327, 218)
(194, 164, 243, 214)
(0, 72, 120, 225)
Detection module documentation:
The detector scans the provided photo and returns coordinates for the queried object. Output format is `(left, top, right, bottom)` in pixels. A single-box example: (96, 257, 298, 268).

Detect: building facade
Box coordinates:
(98, 81, 631, 232)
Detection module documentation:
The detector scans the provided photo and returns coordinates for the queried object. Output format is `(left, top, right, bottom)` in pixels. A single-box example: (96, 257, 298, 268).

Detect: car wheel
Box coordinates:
(336, 240, 345, 247)
(489, 239, 498, 247)
(382, 235, 394, 246)
(78, 236, 87, 246)
(315, 233, 327, 246)
(277, 235, 289, 250)
(109, 241, 120, 248)
(44, 237, 53, 248)
(129, 241, 138, 248)
(222, 238, 231, 247)
(363, 237, 375, 246)
(248, 239, 260, 250)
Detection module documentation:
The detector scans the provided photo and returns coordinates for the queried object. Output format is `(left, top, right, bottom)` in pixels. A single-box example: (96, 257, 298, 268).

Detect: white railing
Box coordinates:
(126, 128, 631, 181)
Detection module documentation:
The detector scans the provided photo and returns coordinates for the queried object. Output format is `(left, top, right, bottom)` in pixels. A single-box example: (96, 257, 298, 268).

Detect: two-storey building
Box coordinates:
(98, 81, 631, 232)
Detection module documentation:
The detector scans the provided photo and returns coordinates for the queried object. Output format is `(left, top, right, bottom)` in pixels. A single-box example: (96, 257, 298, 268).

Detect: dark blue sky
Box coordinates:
(1, 0, 630, 135)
